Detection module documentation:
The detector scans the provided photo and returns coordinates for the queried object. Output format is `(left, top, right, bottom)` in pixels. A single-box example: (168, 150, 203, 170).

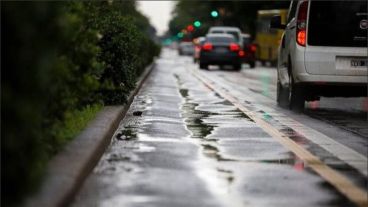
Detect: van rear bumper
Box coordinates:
(303, 83, 367, 98)
(296, 73, 368, 84)
(296, 73, 367, 98)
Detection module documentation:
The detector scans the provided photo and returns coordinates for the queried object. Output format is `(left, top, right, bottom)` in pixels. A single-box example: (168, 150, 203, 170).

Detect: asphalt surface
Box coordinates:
(71, 49, 367, 207)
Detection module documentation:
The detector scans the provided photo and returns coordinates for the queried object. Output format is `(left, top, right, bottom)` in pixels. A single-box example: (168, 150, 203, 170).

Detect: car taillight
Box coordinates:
(296, 0, 308, 46)
(202, 42, 213, 51)
(229, 43, 240, 51)
(238, 50, 245, 57)
(249, 44, 257, 53)
(297, 30, 306, 46)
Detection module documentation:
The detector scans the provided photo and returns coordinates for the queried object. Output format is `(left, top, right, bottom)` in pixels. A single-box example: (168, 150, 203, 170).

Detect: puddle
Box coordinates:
(202, 143, 218, 158)
(107, 153, 132, 163)
(176, 74, 299, 165)
(134, 144, 156, 153)
(181, 98, 216, 139)
(217, 168, 235, 185)
(116, 126, 138, 140)
(179, 88, 189, 98)
(229, 109, 254, 120)
(201, 143, 237, 162)
(216, 100, 234, 106)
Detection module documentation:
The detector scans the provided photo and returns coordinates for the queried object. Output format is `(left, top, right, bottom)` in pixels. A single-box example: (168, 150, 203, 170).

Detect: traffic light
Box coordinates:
(177, 32, 184, 38)
(187, 25, 194, 32)
(211, 10, 219, 18)
(194, 20, 201, 28)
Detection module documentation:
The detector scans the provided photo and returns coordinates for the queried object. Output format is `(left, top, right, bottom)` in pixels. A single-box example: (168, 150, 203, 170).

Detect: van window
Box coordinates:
(308, 1, 367, 47)
(287, 1, 297, 23)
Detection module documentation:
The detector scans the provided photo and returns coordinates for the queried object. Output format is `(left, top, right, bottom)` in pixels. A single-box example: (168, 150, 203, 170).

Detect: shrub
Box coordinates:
(2, 1, 160, 206)
(2, 2, 70, 205)
(86, 1, 161, 104)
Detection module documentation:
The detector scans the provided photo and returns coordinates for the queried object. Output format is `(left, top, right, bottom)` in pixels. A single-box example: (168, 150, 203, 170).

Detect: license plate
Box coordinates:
(216, 48, 227, 53)
(351, 59, 367, 67)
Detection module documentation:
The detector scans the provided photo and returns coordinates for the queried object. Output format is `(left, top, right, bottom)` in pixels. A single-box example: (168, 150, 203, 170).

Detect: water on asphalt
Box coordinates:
(71, 49, 358, 207)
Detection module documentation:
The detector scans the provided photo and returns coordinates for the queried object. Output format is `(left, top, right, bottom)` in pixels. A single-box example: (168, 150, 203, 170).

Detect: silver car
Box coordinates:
(178, 42, 195, 56)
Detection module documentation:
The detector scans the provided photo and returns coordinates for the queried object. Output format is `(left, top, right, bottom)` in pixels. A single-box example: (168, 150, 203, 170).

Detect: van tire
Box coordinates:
(289, 74, 305, 112)
(277, 80, 289, 108)
(279, 59, 305, 111)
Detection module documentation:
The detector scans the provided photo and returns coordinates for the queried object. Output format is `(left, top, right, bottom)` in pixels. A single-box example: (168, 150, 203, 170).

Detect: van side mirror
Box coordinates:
(270, 15, 286, 30)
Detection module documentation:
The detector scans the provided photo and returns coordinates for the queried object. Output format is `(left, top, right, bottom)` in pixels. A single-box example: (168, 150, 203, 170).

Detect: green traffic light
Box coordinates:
(177, 32, 184, 38)
(194, 21, 201, 27)
(211, 10, 219, 18)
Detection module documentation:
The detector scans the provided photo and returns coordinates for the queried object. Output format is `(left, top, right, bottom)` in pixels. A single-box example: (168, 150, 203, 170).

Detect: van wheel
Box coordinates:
(277, 80, 289, 108)
(288, 74, 305, 112)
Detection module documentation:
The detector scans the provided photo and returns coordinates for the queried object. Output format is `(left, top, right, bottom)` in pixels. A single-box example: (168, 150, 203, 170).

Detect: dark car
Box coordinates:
(241, 34, 257, 68)
(199, 34, 243, 70)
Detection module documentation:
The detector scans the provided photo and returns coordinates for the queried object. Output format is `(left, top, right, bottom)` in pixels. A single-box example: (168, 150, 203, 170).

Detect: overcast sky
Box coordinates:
(137, 1, 175, 36)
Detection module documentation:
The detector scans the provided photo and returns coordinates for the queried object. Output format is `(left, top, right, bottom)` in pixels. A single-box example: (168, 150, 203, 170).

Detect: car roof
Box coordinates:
(208, 26, 241, 32)
(206, 33, 235, 38)
(198, 36, 206, 41)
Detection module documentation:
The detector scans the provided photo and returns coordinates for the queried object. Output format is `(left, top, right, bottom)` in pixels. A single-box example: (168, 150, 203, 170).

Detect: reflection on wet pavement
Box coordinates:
(71, 50, 361, 207)
(173, 63, 353, 206)
(305, 108, 368, 139)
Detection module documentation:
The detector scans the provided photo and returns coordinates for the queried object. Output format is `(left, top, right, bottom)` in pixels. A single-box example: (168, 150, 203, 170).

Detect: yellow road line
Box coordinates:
(191, 69, 368, 207)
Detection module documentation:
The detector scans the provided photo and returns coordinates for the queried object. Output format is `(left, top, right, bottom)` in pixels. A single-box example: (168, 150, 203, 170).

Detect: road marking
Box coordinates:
(190, 68, 368, 207)
(205, 69, 368, 177)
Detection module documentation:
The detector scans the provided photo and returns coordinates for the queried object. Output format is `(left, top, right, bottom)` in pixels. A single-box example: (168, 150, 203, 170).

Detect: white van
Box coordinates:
(208, 26, 243, 48)
(271, 0, 368, 111)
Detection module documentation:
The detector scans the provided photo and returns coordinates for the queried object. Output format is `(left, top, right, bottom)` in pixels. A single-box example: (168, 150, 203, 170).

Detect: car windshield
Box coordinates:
(308, 1, 367, 47)
(207, 36, 234, 43)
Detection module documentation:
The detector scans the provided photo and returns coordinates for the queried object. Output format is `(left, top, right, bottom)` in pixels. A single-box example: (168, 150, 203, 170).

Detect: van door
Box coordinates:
(304, 1, 368, 76)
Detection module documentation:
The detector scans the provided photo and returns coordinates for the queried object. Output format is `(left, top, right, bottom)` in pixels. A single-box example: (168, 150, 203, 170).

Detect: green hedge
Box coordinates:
(2, 1, 160, 206)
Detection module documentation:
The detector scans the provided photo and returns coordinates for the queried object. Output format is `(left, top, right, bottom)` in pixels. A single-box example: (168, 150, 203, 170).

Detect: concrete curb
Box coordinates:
(25, 61, 156, 207)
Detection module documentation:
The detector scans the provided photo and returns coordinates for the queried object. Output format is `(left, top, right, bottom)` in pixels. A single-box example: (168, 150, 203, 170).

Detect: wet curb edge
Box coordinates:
(25, 60, 157, 207)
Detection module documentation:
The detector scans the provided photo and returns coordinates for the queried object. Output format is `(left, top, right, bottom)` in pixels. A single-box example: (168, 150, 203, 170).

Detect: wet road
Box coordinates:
(72, 49, 367, 207)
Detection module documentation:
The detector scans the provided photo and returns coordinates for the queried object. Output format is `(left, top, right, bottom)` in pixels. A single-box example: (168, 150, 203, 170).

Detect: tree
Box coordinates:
(168, 1, 290, 38)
